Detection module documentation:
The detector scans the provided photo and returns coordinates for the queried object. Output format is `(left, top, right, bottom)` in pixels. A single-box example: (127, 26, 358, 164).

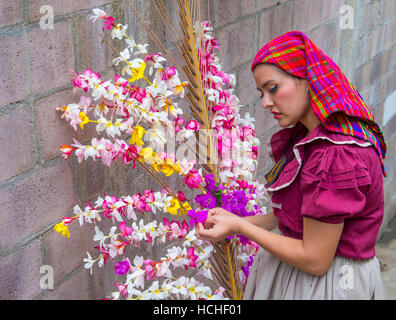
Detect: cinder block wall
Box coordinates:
(0, 0, 395, 299)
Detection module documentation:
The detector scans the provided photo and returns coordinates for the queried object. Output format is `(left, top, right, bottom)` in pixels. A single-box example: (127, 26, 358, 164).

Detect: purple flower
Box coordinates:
(195, 193, 217, 209)
(187, 209, 209, 228)
(114, 260, 130, 276)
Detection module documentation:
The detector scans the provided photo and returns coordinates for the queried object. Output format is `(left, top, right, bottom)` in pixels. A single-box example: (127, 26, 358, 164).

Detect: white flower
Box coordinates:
(89, 8, 106, 23)
(83, 252, 95, 274)
(146, 54, 166, 75)
(148, 281, 167, 300)
(134, 43, 149, 56)
(238, 112, 255, 129)
(113, 47, 131, 66)
(171, 276, 188, 296)
(111, 24, 128, 40)
(122, 196, 137, 220)
(91, 82, 108, 101)
(127, 268, 145, 290)
(93, 225, 107, 249)
(206, 87, 220, 103)
(125, 37, 136, 51)
(146, 78, 168, 97)
(108, 226, 118, 241)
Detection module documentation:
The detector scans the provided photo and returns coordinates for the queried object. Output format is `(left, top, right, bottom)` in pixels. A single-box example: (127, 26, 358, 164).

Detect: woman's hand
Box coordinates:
(195, 207, 243, 242)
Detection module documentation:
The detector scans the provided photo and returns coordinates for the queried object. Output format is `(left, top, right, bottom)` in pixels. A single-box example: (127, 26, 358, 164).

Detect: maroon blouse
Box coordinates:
(266, 122, 384, 260)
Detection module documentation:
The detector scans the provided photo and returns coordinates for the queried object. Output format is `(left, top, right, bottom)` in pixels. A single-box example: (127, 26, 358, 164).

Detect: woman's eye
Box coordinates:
(269, 85, 278, 93)
(259, 93, 264, 99)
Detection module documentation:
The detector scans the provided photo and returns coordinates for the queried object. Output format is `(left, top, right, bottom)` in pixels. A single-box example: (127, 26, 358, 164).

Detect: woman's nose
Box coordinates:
(261, 95, 274, 109)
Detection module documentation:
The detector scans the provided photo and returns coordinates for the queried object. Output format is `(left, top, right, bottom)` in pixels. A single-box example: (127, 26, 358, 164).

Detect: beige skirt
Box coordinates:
(243, 227, 386, 300)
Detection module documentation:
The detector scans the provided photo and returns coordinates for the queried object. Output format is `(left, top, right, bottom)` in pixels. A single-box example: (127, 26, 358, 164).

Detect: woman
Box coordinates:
(195, 31, 387, 299)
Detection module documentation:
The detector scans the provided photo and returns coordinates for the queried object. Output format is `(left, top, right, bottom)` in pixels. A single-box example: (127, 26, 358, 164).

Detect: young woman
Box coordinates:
(195, 31, 387, 299)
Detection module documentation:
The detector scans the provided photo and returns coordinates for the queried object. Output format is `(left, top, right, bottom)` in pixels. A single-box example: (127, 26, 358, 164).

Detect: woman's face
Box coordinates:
(253, 63, 312, 128)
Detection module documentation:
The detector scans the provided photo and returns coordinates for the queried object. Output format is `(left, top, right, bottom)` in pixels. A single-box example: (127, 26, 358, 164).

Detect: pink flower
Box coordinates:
(174, 116, 185, 133)
(163, 218, 190, 241)
(82, 69, 101, 80)
(115, 282, 128, 298)
(94, 246, 111, 265)
(78, 96, 92, 113)
(114, 74, 128, 88)
(120, 143, 138, 169)
(103, 16, 115, 31)
(184, 168, 202, 189)
(60, 144, 77, 160)
(119, 221, 133, 237)
(177, 191, 186, 202)
(70, 70, 89, 92)
(185, 247, 198, 270)
(108, 238, 129, 258)
(161, 66, 176, 80)
(185, 120, 201, 131)
(135, 193, 150, 213)
(240, 126, 255, 141)
(129, 86, 146, 103)
(144, 189, 155, 203)
(236, 180, 254, 189)
(144, 53, 162, 63)
(252, 146, 258, 159)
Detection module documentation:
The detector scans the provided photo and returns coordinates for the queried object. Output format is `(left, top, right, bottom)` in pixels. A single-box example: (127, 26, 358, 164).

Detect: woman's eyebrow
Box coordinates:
(257, 79, 275, 91)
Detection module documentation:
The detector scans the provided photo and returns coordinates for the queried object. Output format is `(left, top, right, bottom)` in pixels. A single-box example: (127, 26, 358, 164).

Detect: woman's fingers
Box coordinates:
(196, 223, 217, 241)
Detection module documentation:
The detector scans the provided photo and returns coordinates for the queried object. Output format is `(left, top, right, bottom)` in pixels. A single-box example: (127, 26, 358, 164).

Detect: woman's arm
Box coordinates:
(196, 209, 344, 277)
(241, 211, 278, 230)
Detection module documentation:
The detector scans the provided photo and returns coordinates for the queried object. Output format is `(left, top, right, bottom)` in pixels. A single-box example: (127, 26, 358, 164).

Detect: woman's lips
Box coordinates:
(271, 111, 282, 119)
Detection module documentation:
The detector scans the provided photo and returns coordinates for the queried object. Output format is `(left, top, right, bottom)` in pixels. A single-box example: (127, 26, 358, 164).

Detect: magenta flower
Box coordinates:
(94, 246, 110, 266)
(185, 120, 201, 131)
(177, 191, 186, 202)
(187, 209, 208, 228)
(174, 116, 185, 133)
(185, 247, 199, 269)
(161, 66, 176, 80)
(103, 16, 115, 31)
(119, 221, 133, 237)
(129, 86, 147, 103)
(184, 168, 202, 189)
(114, 260, 130, 275)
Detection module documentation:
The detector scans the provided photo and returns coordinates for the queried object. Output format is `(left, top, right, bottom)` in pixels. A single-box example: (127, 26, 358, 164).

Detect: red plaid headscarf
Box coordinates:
(252, 31, 387, 176)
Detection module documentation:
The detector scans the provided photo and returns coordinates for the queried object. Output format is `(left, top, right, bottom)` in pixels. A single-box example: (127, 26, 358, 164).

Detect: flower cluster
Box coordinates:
(196, 22, 260, 185)
(188, 173, 263, 286)
(54, 8, 268, 300)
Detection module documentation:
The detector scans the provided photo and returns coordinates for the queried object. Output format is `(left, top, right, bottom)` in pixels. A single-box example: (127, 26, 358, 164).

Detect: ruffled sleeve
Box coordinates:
(300, 143, 372, 224)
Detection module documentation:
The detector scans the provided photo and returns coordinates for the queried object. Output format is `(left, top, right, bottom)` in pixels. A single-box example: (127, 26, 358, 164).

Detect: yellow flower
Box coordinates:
(130, 126, 146, 147)
(179, 202, 192, 216)
(53, 221, 70, 238)
(158, 158, 177, 177)
(164, 99, 178, 118)
(166, 198, 181, 216)
(128, 61, 146, 83)
(140, 147, 155, 162)
(172, 162, 181, 175)
(78, 112, 90, 129)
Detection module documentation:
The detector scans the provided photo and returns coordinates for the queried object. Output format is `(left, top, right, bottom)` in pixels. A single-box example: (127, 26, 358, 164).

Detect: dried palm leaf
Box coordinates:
(123, 0, 242, 300)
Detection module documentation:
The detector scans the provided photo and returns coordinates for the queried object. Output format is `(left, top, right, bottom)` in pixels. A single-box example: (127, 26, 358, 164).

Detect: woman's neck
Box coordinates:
(299, 107, 321, 137)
